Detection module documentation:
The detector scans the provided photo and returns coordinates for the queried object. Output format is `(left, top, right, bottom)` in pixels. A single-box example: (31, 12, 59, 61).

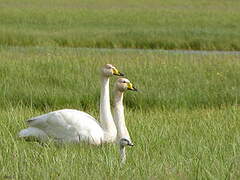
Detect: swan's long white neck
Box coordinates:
(100, 76, 117, 142)
(113, 90, 131, 142)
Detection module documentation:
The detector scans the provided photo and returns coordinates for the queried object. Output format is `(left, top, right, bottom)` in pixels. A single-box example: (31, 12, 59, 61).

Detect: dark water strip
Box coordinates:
(1, 46, 240, 55)
(79, 47, 240, 55)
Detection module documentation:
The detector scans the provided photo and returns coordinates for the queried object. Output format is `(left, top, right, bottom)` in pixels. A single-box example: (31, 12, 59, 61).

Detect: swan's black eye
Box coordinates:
(122, 81, 126, 83)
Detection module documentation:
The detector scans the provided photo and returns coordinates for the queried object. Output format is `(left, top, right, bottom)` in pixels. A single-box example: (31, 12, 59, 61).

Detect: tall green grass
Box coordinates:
(0, 0, 240, 50)
(1, 46, 240, 111)
(2, 106, 240, 179)
(1, 46, 240, 179)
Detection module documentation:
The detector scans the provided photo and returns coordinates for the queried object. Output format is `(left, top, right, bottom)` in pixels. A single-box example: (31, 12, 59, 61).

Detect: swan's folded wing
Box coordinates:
(57, 109, 104, 144)
(27, 110, 79, 140)
(26, 109, 103, 143)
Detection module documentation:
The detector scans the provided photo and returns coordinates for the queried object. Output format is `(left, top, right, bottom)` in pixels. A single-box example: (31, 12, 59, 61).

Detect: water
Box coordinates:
(80, 47, 240, 55)
(2, 45, 240, 55)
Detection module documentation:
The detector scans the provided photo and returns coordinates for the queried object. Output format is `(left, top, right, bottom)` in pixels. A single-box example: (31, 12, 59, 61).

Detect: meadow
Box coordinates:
(0, 46, 240, 179)
(0, 0, 240, 50)
(1, 0, 240, 178)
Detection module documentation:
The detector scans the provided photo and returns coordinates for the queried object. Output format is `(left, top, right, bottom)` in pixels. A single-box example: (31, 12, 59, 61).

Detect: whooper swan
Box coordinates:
(113, 78, 137, 163)
(19, 64, 124, 145)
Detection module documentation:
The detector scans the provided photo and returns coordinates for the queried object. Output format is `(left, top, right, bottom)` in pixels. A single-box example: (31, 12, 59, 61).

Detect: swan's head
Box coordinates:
(115, 78, 137, 92)
(101, 64, 124, 77)
(119, 138, 133, 165)
(119, 138, 134, 148)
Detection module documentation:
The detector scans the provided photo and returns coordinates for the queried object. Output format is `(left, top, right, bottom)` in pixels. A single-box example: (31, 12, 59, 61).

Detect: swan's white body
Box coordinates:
(19, 64, 122, 145)
(19, 109, 104, 144)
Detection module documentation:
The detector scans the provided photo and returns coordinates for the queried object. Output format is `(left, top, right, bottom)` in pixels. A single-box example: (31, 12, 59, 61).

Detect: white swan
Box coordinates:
(113, 78, 137, 163)
(19, 64, 124, 145)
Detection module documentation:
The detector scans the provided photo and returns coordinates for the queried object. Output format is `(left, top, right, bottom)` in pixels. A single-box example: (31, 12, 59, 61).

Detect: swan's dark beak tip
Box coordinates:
(128, 142, 134, 147)
(118, 72, 124, 76)
(133, 87, 138, 91)
(130, 87, 138, 92)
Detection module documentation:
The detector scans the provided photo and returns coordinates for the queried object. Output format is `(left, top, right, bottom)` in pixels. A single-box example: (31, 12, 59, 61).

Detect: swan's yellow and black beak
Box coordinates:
(112, 68, 124, 76)
(127, 82, 138, 91)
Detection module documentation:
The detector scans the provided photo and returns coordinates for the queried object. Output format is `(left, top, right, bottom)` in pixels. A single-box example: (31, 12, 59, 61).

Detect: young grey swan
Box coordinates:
(19, 64, 124, 145)
(113, 78, 137, 163)
(119, 138, 134, 164)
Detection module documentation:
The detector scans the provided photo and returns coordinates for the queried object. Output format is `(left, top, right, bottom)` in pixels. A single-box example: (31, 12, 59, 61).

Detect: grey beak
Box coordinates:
(128, 142, 134, 146)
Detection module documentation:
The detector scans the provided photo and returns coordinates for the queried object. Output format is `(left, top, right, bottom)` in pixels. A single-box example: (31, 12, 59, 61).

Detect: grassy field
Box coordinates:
(1, 46, 240, 179)
(0, 0, 240, 50)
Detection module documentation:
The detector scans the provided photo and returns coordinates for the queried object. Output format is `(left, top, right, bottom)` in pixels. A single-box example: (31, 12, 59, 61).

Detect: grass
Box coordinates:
(1, 46, 240, 110)
(0, 0, 240, 50)
(1, 46, 240, 179)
